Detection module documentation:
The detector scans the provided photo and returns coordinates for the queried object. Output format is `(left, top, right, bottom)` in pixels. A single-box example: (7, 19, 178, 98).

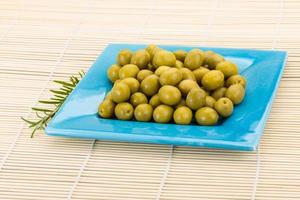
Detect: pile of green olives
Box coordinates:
(99, 45, 247, 126)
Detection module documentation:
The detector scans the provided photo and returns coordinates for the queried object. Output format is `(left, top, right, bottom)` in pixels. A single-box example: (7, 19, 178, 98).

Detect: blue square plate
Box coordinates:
(45, 44, 287, 151)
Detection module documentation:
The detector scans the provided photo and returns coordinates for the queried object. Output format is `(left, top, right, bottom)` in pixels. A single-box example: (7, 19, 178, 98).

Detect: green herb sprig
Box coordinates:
(22, 70, 85, 138)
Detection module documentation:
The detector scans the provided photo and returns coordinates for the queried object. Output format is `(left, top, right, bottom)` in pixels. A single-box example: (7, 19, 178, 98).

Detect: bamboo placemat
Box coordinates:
(0, 0, 299, 199)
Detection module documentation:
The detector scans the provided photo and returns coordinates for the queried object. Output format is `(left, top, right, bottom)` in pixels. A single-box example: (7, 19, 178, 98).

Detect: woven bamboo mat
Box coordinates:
(0, 0, 299, 199)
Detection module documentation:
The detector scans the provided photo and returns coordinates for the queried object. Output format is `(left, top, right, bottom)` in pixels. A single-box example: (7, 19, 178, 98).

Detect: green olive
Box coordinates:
(173, 106, 193, 125)
(118, 64, 140, 79)
(130, 92, 148, 107)
(155, 66, 170, 76)
(193, 67, 210, 84)
(201, 70, 224, 91)
(205, 96, 216, 108)
(111, 82, 131, 103)
(214, 97, 234, 117)
(211, 87, 227, 100)
(179, 68, 196, 81)
(140, 74, 160, 96)
(226, 75, 247, 88)
(216, 61, 238, 78)
(195, 107, 219, 125)
(174, 60, 184, 69)
(159, 68, 183, 86)
(117, 49, 133, 66)
(105, 91, 112, 100)
(130, 50, 151, 69)
(158, 85, 181, 106)
(137, 69, 153, 82)
(122, 78, 140, 93)
(153, 105, 174, 123)
(204, 51, 225, 69)
(114, 102, 134, 120)
(149, 94, 161, 108)
(178, 79, 200, 96)
(134, 104, 153, 122)
(184, 49, 205, 70)
(153, 50, 176, 68)
(175, 98, 187, 108)
(107, 64, 121, 83)
(186, 88, 207, 110)
(146, 45, 161, 60)
(225, 84, 245, 105)
(173, 50, 187, 62)
(98, 99, 115, 118)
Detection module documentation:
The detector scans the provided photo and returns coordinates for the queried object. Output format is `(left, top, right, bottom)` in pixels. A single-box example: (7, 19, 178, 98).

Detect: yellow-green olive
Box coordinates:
(153, 105, 174, 123)
(179, 68, 196, 81)
(195, 107, 219, 125)
(159, 68, 183, 86)
(134, 104, 153, 122)
(137, 69, 153, 82)
(158, 85, 181, 106)
(140, 74, 160, 96)
(117, 49, 133, 66)
(201, 70, 224, 91)
(130, 92, 148, 107)
(175, 98, 187, 108)
(225, 84, 245, 105)
(174, 60, 184, 69)
(153, 50, 176, 68)
(98, 99, 115, 118)
(130, 50, 151, 69)
(155, 66, 170, 76)
(149, 94, 161, 108)
(214, 97, 234, 117)
(193, 67, 210, 84)
(205, 96, 216, 108)
(186, 88, 207, 110)
(111, 82, 131, 103)
(184, 49, 205, 70)
(146, 45, 161, 60)
(105, 91, 112, 100)
(204, 51, 225, 69)
(114, 102, 134, 120)
(211, 87, 227, 100)
(121, 78, 140, 93)
(226, 75, 247, 88)
(118, 64, 140, 79)
(173, 50, 187, 62)
(178, 79, 200, 96)
(107, 64, 121, 83)
(216, 61, 238, 78)
(173, 106, 193, 125)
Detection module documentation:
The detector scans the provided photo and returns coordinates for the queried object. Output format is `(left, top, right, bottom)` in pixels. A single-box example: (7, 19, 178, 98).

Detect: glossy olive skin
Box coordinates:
(173, 50, 187, 62)
(205, 96, 216, 108)
(175, 98, 187, 108)
(184, 49, 205, 70)
(173, 106, 193, 125)
(122, 78, 140, 93)
(158, 85, 181, 106)
(153, 105, 174, 123)
(201, 70, 224, 91)
(137, 69, 153, 82)
(145, 45, 161, 60)
(114, 102, 134, 120)
(225, 84, 245, 105)
(130, 92, 148, 107)
(179, 68, 196, 81)
(98, 99, 115, 118)
(118, 64, 140, 79)
(214, 97, 234, 117)
(140, 74, 160, 96)
(216, 61, 238, 78)
(105, 91, 112, 100)
(193, 67, 209, 84)
(155, 66, 170, 76)
(195, 107, 219, 125)
(111, 82, 131, 103)
(149, 94, 161, 108)
(107, 64, 121, 83)
(204, 51, 225, 69)
(134, 104, 153, 122)
(130, 50, 151, 69)
(211, 87, 227, 100)
(226, 75, 247, 88)
(153, 50, 176, 68)
(174, 60, 184, 69)
(159, 68, 183, 86)
(178, 79, 200, 96)
(186, 88, 207, 110)
(117, 49, 133, 66)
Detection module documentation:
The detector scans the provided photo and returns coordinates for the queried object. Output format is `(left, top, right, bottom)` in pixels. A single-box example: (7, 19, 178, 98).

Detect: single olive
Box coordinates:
(111, 82, 131, 103)
(140, 74, 160, 96)
(201, 70, 224, 91)
(146, 45, 161, 60)
(114, 102, 134, 120)
(178, 79, 200, 96)
(122, 77, 140, 93)
(195, 107, 219, 125)
(175, 98, 187, 108)
(130, 92, 148, 107)
(153, 105, 174, 123)
(184, 49, 205, 70)
(137, 69, 153, 82)
(98, 99, 115, 118)
(174, 60, 184, 69)
(173, 50, 187, 62)
(214, 97, 234, 117)
(107, 64, 121, 83)
(205, 96, 216, 108)
(118, 64, 140, 79)
(186, 88, 207, 110)
(173, 106, 193, 125)
(158, 85, 182, 106)
(179, 68, 196, 81)
(130, 50, 151, 69)
(134, 104, 153, 122)
(193, 67, 210, 84)
(149, 94, 161, 108)
(153, 50, 176, 68)
(225, 84, 245, 105)
(105, 91, 112, 100)
(204, 51, 225, 69)
(216, 61, 238, 78)
(226, 74, 247, 88)
(159, 68, 183, 86)
(155, 66, 170, 76)
(211, 87, 227, 100)
(117, 49, 133, 66)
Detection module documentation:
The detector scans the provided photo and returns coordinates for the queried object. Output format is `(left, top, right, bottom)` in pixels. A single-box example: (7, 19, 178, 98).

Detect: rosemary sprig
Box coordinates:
(22, 70, 85, 138)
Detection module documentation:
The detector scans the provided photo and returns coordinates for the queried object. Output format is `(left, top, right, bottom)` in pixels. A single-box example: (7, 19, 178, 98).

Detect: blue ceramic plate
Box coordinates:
(45, 44, 287, 151)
